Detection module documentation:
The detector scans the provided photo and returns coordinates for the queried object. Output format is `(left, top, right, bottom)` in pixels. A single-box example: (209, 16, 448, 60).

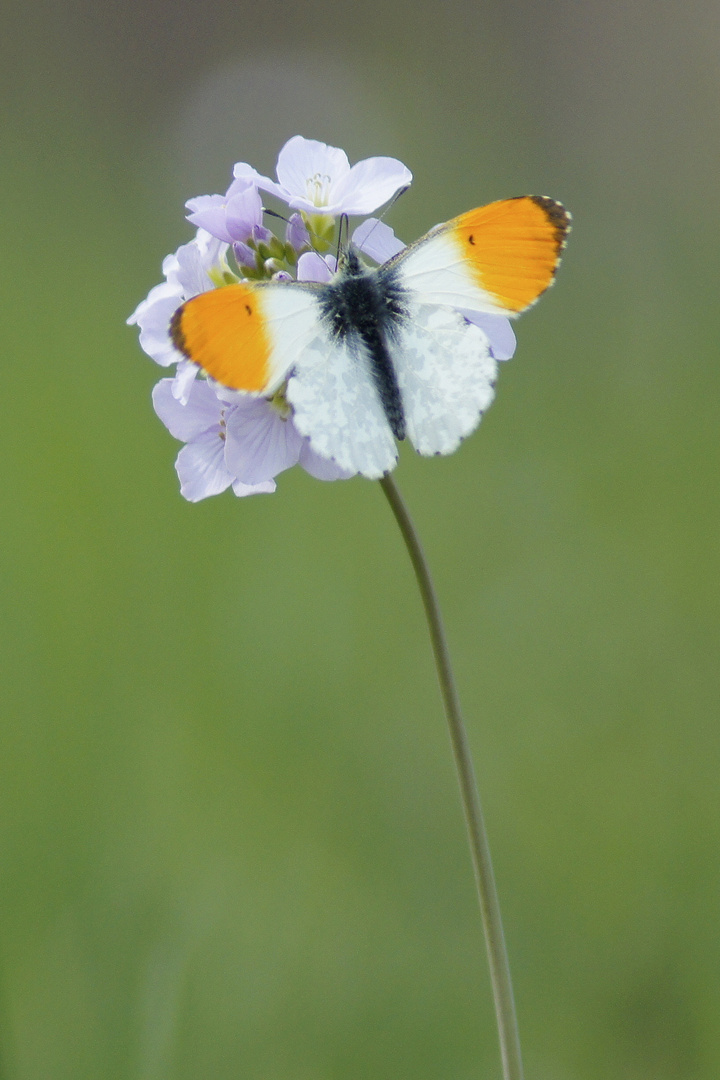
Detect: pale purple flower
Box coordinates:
(462, 312, 516, 361)
(220, 384, 353, 487)
(152, 379, 275, 500)
(185, 176, 271, 248)
(352, 218, 406, 263)
(153, 378, 352, 502)
(286, 212, 310, 251)
(233, 136, 412, 217)
(130, 137, 517, 503)
(127, 229, 228, 402)
(297, 251, 336, 283)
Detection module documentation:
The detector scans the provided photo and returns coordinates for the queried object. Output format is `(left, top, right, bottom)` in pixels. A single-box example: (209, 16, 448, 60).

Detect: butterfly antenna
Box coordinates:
(336, 213, 350, 265)
(264, 207, 289, 225)
(383, 184, 410, 218)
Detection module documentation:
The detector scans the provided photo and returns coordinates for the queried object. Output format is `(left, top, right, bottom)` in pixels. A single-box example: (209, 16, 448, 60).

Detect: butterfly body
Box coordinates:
(315, 248, 410, 440)
(171, 196, 571, 478)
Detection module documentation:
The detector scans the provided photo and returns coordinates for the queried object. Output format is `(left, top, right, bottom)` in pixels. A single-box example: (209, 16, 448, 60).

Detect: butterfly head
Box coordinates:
(334, 244, 370, 280)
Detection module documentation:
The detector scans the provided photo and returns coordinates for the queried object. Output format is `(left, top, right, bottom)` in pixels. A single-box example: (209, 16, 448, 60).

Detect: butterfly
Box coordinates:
(170, 196, 571, 479)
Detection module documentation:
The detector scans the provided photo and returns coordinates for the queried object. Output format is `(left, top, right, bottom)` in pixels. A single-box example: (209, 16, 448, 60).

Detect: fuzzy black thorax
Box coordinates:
(318, 249, 410, 441)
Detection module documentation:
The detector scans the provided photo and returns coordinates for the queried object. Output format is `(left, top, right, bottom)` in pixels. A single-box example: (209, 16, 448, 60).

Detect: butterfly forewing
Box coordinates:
(392, 196, 570, 318)
(171, 281, 321, 394)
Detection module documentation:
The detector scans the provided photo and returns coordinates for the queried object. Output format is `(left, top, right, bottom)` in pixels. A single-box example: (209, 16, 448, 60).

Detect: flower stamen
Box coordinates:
(306, 172, 332, 207)
(270, 385, 292, 420)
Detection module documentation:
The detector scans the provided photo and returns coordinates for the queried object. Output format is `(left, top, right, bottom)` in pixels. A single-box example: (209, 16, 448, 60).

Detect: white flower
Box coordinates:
(233, 135, 412, 217)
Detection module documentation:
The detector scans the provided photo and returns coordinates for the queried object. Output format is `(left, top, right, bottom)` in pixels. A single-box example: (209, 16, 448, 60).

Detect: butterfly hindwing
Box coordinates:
(286, 300, 498, 474)
(286, 332, 398, 479)
(391, 304, 498, 456)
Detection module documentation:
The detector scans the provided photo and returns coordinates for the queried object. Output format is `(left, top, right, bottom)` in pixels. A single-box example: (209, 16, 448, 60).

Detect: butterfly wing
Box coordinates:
(284, 294, 498, 473)
(286, 334, 398, 479)
(388, 195, 571, 317)
(374, 195, 568, 458)
(171, 278, 398, 478)
(390, 303, 498, 457)
(170, 280, 322, 394)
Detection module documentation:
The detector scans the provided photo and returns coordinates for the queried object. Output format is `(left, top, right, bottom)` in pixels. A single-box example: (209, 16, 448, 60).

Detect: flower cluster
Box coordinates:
(128, 136, 515, 501)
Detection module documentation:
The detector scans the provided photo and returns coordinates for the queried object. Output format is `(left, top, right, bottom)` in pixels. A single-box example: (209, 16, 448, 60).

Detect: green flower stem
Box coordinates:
(379, 473, 523, 1080)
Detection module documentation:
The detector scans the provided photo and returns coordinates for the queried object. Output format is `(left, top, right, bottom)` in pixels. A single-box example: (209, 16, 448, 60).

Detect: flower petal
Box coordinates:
(233, 162, 285, 202)
(224, 402, 304, 485)
(299, 440, 355, 481)
(176, 433, 234, 502)
(185, 178, 262, 245)
(172, 360, 200, 404)
(286, 212, 310, 251)
(352, 218, 405, 263)
(225, 183, 264, 242)
(153, 379, 223, 442)
(232, 478, 277, 497)
(461, 311, 517, 360)
(128, 282, 184, 366)
(233, 241, 256, 268)
(275, 136, 350, 201)
(168, 232, 228, 298)
(186, 195, 236, 244)
(330, 156, 412, 215)
(297, 251, 334, 283)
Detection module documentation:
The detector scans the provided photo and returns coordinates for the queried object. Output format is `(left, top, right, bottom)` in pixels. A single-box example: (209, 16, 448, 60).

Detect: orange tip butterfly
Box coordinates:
(170, 195, 571, 479)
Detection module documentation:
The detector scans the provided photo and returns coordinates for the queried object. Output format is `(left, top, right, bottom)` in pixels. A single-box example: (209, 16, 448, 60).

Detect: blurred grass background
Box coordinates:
(2, 0, 720, 1077)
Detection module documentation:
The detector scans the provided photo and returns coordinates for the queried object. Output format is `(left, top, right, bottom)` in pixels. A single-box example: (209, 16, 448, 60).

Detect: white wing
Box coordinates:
(286, 334, 398, 479)
(387, 230, 511, 316)
(392, 303, 498, 456)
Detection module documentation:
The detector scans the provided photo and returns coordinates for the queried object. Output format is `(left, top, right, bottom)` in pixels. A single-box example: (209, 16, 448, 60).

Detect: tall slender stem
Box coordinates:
(379, 473, 524, 1080)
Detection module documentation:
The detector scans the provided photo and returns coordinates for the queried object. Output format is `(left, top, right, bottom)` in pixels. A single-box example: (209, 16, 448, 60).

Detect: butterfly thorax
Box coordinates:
(318, 248, 409, 441)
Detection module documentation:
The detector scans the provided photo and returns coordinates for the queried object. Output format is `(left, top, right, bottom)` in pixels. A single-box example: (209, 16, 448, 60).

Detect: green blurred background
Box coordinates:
(2, 0, 719, 1077)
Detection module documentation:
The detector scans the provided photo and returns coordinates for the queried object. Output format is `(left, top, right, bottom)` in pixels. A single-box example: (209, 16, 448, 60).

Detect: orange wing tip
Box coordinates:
(169, 283, 272, 393)
(450, 195, 571, 314)
(526, 195, 572, 252)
